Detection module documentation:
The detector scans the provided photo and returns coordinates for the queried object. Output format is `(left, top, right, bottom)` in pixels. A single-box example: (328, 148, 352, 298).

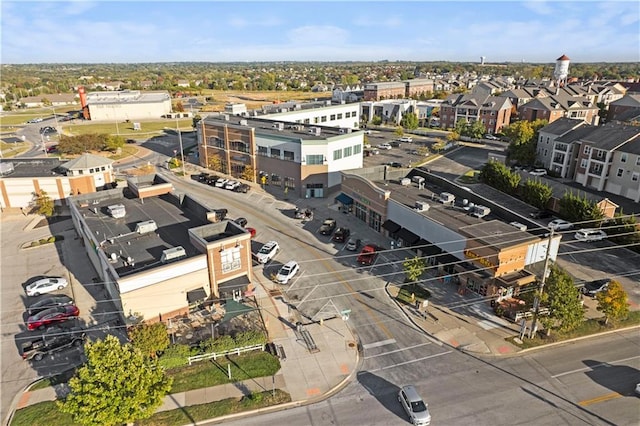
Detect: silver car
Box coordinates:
(398, 385, 431, 426)
(25, 277, 68, 297)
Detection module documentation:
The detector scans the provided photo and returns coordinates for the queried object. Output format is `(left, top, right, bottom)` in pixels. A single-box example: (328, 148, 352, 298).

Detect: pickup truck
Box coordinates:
(319, 218, 337, 235)
(357, 244, 380, 266)
(21, 327, 86, 361)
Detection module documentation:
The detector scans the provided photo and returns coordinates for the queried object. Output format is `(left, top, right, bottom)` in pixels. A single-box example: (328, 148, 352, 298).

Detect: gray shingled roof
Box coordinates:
(555, 125, 597, 143)
(61, 154, 114, 171)
(540, 117, 587, 136)
(610, 94, 640, 108)
(580, 124, 640, 151)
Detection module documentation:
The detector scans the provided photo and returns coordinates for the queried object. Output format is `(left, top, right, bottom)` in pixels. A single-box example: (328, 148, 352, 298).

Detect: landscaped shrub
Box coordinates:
(47, 236, 56, 243)
(31, 241, 40, 247)
(158, 344, 194, 369)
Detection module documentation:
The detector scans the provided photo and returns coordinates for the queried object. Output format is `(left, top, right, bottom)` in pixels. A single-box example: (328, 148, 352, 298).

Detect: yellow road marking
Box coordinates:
(578, 392, 621, 406)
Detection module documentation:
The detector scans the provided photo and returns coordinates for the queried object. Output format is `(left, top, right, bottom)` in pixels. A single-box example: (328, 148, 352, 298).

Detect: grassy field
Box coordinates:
(396, 283, 432, 306)
(199, 89, 328, 112)
(0, 141, 30, 158)
(62, 118, 193, 138)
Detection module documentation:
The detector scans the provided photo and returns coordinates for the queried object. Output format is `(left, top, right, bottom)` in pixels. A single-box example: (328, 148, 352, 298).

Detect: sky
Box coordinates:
(1, 0, 639, 64)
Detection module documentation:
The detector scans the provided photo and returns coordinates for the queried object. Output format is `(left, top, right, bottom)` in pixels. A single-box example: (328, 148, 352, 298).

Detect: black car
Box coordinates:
(234, 217, 248, 227)
(580, 279, 610, 297)
(530, 210, 553, 219)
(389, 141, 402, 148)
(386, 162, 403, 168)
(205, 175, 220, 186)
(39, 126, 56, 134)
(27, 295, 74, 316)
(332, 227, 351, 243)
(233, 183, 250, 193)
(21, 327, 86, 361)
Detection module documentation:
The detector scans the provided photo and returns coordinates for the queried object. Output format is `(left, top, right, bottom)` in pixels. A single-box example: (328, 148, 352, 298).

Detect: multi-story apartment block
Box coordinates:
(536, 118, 588, 178)
(197, 114, 363, 198)
(573, 124, 640, 201)
(518, 95, 600, 125)
(439, 92, 512, 134)
(607, 94, 640, 123)
(363, 79, 434, 101)
(252, 100, 361, 129)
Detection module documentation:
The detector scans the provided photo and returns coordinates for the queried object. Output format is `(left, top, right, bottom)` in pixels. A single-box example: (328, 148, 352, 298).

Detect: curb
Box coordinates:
(515, 324, 640, 354)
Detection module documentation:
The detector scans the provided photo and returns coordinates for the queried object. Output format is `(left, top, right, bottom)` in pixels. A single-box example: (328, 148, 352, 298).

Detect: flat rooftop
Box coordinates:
(77, 192, 209, 277)
(0, 158, 64, 178)
(203, 114, 358, 141)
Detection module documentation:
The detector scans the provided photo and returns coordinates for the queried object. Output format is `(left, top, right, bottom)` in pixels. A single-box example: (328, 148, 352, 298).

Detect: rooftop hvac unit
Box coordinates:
(161, 246, 186, 263)
(239, 119, 248, 126)
(401, 178, 411, 186)
(135, 220, 158, 234)
(339, 128, 352, 134)
(107, 204, 126, 218)
(415, 201, 429, 212)
(223, 114, 229, 121)
(272, 122, 285, 131)
(309, 127, 321, 136)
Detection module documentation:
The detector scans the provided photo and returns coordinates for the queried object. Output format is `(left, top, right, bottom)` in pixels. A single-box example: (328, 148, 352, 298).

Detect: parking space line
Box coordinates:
(362, 338, 396, 350)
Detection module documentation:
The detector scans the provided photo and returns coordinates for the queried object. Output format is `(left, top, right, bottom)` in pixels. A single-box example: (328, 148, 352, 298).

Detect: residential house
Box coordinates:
(607, 94, 640, 123)
(518, 94, 600, 125)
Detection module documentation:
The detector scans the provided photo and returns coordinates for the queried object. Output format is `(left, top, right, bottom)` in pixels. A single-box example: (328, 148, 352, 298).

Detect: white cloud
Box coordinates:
(354, 15, 403, 28)
(61, 0, 98, 16)
(228, 15, 282, 28)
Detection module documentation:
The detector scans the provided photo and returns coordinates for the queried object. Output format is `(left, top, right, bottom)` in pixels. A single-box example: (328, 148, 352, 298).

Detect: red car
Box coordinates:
(246, 227, 257, 238)
(27, 305, 79, 331)
(357, 244, 380, 266)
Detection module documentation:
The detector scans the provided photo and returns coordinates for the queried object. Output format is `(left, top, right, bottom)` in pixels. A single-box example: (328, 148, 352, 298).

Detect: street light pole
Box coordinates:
(177, 118, 186, 176)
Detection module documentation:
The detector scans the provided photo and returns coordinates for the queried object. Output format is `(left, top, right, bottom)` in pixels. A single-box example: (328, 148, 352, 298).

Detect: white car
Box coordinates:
(256, 241, 279, 264)
(529, 169, 547, 177)
(548, 219, 573, 231)
(399, 136, 413, 143)
(574, 228, 607, 242)
(276, 261, 299, 284)
(214, 178, 228, 188)
(26, 277, 68, 297)
(398, 385, 431, 426)
(484, 134, 500, 140)
(377, 143, 392, 150)
(224, 180, 240, 190)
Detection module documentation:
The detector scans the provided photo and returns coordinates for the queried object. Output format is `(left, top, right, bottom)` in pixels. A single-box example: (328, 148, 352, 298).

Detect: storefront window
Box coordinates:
(368, 210, 381, 232)
(355, 202, 367, 222)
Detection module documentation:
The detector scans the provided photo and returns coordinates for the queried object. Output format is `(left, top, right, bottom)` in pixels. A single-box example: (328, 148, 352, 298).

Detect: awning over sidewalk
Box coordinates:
(416, 241, 442, 256)
(381, 219, 401, 233)
(186, 287, 207, 304)
(397, 228, 420, 245)
(335, 193, 354, 205)
(218, 275, 251, 293)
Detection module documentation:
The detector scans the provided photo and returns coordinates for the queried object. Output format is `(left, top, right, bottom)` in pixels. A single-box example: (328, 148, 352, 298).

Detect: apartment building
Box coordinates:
(439, 92, 512, 134)
(573, 124, 640, 201)
(363, 79, 434, 101)
(360, 99, 418, 125)
(257, 100, 361, 129)
(197, 114, 363, 198)
(536, 118, 588, 178)
(607, 94, 640, 123)
(518, 95, 600, 125)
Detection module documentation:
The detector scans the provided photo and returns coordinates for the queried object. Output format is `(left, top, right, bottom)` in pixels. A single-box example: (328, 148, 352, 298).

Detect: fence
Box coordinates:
(187, 343, 265, 365)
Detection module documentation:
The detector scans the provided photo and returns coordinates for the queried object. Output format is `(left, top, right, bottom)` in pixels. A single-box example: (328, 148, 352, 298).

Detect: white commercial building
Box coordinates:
(85, 90, 172, 121)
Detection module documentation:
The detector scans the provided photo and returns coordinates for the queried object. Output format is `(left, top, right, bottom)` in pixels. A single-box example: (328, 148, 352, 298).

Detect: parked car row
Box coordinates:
(23, 277, 79, 332)
(254, 240, 300, 284)
(195, 173, 250, 193)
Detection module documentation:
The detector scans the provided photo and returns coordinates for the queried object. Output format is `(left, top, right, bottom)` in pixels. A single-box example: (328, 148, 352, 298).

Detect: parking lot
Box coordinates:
(362, 130, 437, 170)
(0, 214, 123, 423)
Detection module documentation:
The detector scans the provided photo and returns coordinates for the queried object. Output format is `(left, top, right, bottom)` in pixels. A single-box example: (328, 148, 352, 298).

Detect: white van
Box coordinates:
(574, 228, 607, 242)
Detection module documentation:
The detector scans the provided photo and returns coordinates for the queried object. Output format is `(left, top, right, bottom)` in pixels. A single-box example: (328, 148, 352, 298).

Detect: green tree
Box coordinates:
(540, 265, 584, 334)
(403, 256, 426, 283)
(606, 213, 640, 252)
(596, 280, 629, 325)
(29, 190, 55, 216)
(192, 114, 202, 129)
(371, 115, 382, 125)
(480, 161, 520, 194)
(559, 192, 604, 225)
(503, 120, 547, 165)
(521, 179, 553, 210)
(103, 135, 125, 152)
(467, 120, 487, 139)
(128, 322, 170, 359)
(400, 112, 419, 130)
(57, 335, 172, 426)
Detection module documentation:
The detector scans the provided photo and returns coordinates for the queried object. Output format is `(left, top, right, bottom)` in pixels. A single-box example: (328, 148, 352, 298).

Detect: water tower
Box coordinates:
(480, 56, 486, 65)
(554, 54, 570, 89)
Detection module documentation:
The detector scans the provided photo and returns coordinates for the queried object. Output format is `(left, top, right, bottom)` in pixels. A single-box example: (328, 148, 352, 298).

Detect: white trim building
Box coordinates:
(85, 90, 172, 121)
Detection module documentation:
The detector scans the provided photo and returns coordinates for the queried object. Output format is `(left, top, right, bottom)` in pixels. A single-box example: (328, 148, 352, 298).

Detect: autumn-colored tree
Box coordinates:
(241, 165, 255, 182)
(596, 280, 629, 325)
(29, 190, 55, 216)
(394, 126, 404, 137)
(57, 335, 172, 426)
(174, 101, 184, 112)
(207, 153, 223, 172)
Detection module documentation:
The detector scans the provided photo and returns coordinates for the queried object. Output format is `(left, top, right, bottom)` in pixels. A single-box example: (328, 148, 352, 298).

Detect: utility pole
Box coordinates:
(177, 117, 186, 176)
(529, 228, 554, 338)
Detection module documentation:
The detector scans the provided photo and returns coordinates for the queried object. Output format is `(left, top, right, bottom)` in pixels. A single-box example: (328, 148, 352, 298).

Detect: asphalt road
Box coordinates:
(214, 328, 640, 426)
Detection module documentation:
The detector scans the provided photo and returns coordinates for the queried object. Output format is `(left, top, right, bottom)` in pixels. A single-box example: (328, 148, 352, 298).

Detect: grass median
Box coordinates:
(14, 351, 282, 425)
